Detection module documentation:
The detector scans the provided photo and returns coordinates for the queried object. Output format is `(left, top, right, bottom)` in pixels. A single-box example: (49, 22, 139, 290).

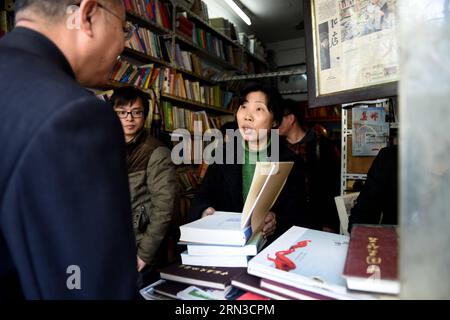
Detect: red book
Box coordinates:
(343, 224, 399, 295)
(236, 292, 270, 300)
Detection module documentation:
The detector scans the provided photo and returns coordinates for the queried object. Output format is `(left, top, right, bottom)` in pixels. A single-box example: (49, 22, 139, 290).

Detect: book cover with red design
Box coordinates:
(343, 224, 399, 295)
(260, 278, 336, 300)
(231, 272, 290, 300)
(247, 226, 377, 300)
(236, 292, 270, 300)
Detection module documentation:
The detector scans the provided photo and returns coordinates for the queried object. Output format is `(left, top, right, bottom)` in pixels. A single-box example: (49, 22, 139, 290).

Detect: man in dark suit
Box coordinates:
(0, 0, 137, 299)
(348, 145, 398, 233)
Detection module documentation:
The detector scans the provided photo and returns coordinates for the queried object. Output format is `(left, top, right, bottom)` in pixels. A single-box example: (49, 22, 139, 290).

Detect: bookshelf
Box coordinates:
(110, 0, 273, 143)
(0, 0, 14, 37)
(113, 0, 270, 244)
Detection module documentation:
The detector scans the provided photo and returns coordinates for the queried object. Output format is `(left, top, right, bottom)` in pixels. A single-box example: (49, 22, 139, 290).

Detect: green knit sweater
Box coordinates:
(242, 139, 271, 202)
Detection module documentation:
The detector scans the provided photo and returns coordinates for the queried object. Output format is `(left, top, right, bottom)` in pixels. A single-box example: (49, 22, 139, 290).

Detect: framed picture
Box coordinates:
(304, 0, 399, 107)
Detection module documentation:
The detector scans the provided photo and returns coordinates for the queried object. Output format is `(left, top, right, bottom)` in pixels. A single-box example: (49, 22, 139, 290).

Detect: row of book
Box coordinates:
(110, 59, 234, 108)
(141, 223, 399, 300)
(124, 0, 171, 30)
(165, 41, 203, 75)
(160, 101, 233, 134)
(209, 17, 238, 41)
(126, 26, 166, 60)
(161, 102, 210, 133)
(161, 68, 234, 109)
(238, 32, 267, 62)
(109, 60, 160, 90)
(176, 12, 241, 68)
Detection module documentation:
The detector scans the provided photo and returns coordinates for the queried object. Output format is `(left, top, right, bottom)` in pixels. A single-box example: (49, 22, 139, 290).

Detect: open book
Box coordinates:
(334, 192, 360, 236)
(179, 162, 294, 246)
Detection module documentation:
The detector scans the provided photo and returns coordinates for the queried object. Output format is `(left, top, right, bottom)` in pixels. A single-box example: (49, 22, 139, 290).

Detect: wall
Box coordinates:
(399, 0, 450, 299)
(267, 37, 307, 101)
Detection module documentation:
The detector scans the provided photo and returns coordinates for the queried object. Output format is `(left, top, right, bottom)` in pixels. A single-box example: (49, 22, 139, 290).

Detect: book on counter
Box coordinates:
(181, 250, 249, 267)
(181, 231, 266, 256)
(159, 262, 246, 290)
(247, 226, 377, 300)
(231, 272, 290, 300)
(259, 278, 335, 300)
(179, 162, 294, 246)
(342, 224, 399, 295)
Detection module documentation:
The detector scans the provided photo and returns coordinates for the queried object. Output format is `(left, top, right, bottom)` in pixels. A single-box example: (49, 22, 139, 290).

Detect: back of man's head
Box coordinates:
(15, 0, 123, 21)
(282, 99, 306, 127)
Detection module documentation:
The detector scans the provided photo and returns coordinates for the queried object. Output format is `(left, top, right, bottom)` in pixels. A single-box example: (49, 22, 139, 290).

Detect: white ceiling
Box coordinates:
(203, 0, 304, 44)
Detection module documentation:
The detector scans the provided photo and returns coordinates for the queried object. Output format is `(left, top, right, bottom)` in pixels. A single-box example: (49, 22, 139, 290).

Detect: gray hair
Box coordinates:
(15, 0, 123, 19)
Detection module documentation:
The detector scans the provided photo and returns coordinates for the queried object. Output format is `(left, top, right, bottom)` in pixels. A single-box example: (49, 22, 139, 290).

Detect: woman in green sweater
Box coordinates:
(189, 82, 309, 242)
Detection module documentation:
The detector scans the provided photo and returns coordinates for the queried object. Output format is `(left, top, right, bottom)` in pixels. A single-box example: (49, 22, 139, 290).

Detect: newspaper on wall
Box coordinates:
(313, 0, 398, 95)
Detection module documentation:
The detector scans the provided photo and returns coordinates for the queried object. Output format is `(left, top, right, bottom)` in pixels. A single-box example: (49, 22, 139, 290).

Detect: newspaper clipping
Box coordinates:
(314, 0, 398, 95)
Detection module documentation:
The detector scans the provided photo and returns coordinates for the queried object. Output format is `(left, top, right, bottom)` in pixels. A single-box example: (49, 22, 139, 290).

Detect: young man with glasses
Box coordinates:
(0, 1, 137, 299)
(111, 86, 178, 289)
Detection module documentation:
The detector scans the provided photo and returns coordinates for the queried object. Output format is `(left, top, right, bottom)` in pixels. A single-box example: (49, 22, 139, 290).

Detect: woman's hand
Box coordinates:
(262, 211, 276, 239)
(137, 256, 146, 272)
(201, 207, 215, 218)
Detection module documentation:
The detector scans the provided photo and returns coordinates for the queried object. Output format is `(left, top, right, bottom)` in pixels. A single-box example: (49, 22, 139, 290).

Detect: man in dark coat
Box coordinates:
(348, 145, 398, 232)
(0, 0, 137, 299)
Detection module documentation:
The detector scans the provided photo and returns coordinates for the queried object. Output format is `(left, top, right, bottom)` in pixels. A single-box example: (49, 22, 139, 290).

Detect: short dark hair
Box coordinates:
(15, 0, 123, 18)
(110, 86, 150, 118)
(238, 82, 282, 126)
(282, 98, 306, 127)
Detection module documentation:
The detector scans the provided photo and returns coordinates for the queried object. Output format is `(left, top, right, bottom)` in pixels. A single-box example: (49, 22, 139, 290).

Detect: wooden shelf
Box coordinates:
(122, 48, 171, 67)
(126, 11, 172, 35)
(161, 93, 234, 114)
(170, 33, 240, 71)
(175, 3, 240, 48)
(242, 47, 269, 67)
(171, 65, 215, 84)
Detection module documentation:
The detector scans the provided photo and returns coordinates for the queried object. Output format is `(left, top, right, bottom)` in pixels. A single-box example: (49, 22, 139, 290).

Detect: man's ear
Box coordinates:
(79, 0, 99, 37)
(287, 114, 297, 126)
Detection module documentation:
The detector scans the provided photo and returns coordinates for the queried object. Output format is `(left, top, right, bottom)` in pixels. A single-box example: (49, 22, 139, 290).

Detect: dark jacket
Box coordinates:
(189, 137, 309, 241)
(285, 130, 341, 231)
(126, 130, 177, 266)
(348, 145, 398, 232)
(0, 27, 136, 299)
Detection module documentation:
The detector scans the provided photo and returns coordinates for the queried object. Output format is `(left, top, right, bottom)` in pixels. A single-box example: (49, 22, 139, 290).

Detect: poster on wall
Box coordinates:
(352, 106, 389, 156)
(305, 0, 399, 107)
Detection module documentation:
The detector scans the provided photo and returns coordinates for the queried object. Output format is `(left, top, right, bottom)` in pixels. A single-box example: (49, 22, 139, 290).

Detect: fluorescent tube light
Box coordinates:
(224, 0, 252, 25)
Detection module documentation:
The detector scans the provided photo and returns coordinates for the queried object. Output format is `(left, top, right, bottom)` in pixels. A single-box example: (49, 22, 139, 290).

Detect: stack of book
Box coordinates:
(177, 162, 294, 268)
(179, 225, 266, 267)
(246, 225, 399, 300)
(140, 262, 246, 300)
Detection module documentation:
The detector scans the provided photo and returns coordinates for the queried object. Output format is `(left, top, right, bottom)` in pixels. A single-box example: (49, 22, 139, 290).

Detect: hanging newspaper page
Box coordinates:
(311, 0, 398, 97)
(352, 106, 389, 156)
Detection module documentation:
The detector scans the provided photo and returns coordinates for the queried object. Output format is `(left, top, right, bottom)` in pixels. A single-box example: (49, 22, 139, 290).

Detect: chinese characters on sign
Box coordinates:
(352, 106, 389, 156)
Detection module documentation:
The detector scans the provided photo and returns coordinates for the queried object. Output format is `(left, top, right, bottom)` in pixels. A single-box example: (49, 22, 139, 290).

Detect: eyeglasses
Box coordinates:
(97, 3, 136, 40)
(116, 110, 145, 118)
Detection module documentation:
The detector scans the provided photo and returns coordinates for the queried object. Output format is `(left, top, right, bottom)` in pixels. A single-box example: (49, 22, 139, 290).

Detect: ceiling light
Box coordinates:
(224, 0, 252, 25)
